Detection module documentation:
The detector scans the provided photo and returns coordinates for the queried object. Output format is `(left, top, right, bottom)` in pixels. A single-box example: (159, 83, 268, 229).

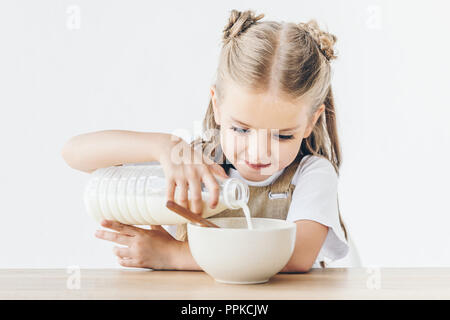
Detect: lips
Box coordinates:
(245, 160, 271, 169)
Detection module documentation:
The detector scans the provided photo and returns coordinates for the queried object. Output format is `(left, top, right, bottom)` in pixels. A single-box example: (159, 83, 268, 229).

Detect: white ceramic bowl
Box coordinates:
(187, 217, 296, 284)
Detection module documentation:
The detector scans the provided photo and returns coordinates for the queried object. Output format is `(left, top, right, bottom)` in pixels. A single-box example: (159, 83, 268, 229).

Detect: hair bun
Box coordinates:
(298, 20, 337, 61)
(223, 9, 264, 45)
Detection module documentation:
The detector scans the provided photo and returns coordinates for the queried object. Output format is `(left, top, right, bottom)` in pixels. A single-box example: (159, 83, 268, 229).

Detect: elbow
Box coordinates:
(291, 263, 312, 273)
(61, 140, 76, 167)
(61, 139, 94, 173)
(281, 260, 313, 273)
(290, 256, 315, 273)
(296, 265, 312, 273)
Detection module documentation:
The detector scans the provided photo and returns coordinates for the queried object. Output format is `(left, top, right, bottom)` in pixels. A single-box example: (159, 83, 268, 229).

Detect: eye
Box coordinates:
(231, 126, 294, 140)
(230, 126, 250, 134)
(273, 134, 294, 141)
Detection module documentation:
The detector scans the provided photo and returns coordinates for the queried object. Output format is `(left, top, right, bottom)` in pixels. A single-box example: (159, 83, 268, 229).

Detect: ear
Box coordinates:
(303, 104, 325, 138)
(210, 85, 221, 125)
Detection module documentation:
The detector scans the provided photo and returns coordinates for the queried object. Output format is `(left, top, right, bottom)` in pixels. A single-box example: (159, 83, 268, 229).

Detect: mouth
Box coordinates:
(245, 160, 271, 170)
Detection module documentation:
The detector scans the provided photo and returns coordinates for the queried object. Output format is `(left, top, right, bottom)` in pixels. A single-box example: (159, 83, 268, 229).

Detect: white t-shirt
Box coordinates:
(165, 155, 349, 268)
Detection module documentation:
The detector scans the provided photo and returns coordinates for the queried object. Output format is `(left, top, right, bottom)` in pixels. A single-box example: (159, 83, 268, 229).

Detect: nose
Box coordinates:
(246, 129, 272, 164)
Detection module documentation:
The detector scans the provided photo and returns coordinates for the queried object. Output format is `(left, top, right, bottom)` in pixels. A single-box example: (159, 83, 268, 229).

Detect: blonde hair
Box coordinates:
(179, 10, 348, 263)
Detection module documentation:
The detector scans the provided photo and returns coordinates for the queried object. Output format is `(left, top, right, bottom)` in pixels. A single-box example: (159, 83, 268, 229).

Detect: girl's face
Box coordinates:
(211, 83, 325, 182)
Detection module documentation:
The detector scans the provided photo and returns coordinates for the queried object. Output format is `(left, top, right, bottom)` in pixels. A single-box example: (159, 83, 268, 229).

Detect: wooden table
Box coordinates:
(1, 268, 449, 299)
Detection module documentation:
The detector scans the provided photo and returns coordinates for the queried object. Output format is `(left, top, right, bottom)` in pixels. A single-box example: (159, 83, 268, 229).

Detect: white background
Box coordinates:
(0, 0, 449, 268)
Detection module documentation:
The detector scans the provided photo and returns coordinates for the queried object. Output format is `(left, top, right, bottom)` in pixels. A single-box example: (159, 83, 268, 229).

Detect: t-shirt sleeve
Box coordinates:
(286, 155, 349, 263)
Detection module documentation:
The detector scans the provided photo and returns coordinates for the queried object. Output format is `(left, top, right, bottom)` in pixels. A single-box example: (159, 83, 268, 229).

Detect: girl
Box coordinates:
(62, 9, 349, 272)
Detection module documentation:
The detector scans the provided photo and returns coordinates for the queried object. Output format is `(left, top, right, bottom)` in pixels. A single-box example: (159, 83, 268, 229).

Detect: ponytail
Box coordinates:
(298, 86, 348, 242)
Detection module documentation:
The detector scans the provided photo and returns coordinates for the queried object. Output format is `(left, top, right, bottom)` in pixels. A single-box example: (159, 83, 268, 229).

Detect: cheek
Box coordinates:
(220, 130, 246, 160)
(273, 140, 302, 164)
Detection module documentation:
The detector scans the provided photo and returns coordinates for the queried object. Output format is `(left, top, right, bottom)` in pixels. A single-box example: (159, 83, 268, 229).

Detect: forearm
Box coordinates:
(61, 130, 179, 173)
(278, 221, 329, 273)
(279, 261, 309, 273)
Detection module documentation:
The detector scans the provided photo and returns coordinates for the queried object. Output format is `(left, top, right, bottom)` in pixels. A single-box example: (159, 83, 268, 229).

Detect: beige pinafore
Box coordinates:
(174, 159, 327, 268)
(175, 159, 301, 239)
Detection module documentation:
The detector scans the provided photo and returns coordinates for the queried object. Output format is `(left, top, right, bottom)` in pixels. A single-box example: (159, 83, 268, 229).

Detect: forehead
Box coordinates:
(221, 83, 310, 130)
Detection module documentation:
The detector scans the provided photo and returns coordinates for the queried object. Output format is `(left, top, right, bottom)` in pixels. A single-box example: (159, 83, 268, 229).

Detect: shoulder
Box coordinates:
(291, 155, 338, 186)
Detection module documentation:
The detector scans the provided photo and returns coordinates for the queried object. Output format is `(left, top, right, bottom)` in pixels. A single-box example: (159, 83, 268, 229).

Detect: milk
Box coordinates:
(241, 203, 253, 230)
(86, 186, 231, 225)
(84, 165, 249, 226)
(84, 165, 248, 225)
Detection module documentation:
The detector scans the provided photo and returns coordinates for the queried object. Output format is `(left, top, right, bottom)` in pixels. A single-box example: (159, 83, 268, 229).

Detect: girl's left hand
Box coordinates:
(94, 219, 179, 270)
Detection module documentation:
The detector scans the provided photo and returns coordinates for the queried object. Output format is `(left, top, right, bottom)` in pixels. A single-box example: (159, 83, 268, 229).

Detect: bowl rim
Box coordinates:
(187, 217, 296, 232)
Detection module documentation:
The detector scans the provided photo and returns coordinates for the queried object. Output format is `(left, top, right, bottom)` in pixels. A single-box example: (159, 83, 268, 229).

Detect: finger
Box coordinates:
(210, 163, 229, 179)
(113, 246, 131, 259)
(175, 180, 189, 209)
(100, 219, 138, 236)
(95, 230, 132, 245)
(187, 176, 203, 215)
(202, 171, 220, 209)
(118, 258, 141, 268)
(166, 179, 176, 203)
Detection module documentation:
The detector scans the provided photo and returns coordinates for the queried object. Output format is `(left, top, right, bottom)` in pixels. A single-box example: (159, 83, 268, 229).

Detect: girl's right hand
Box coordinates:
(158, 137, 229, 215)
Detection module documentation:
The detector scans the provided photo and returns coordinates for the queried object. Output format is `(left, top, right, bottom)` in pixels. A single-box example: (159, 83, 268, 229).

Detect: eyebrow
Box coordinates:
(230, 116, 301, 131)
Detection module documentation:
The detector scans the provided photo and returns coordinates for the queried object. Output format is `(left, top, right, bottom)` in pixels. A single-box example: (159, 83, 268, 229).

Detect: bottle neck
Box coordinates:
(222, 178, 249, 209)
